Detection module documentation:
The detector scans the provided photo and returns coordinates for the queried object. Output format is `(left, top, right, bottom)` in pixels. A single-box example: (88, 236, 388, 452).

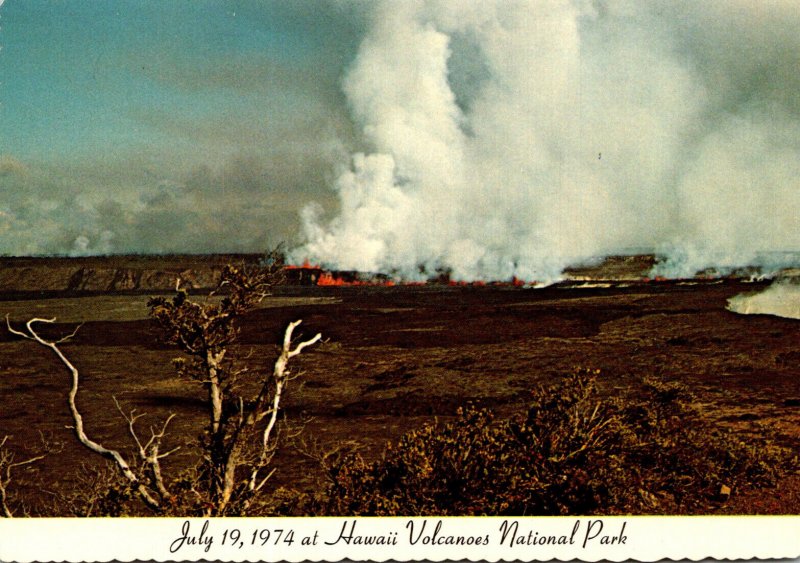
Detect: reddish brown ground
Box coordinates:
(1, 275, 799, 515)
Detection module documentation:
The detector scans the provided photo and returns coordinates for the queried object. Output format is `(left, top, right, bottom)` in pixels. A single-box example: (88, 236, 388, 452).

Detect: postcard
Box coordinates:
(0, 1, 798, 561)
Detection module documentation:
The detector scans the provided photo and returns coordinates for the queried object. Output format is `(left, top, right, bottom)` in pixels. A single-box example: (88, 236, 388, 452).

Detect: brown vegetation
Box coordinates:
(0, 256, 798, 515)
(302, 370, 794, 515)
(4, 258, 321, 516)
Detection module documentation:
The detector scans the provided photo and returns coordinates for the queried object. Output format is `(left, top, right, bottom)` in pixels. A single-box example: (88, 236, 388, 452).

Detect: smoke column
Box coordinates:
(296, 0, 800, 281)
(728, 282, 800, 320)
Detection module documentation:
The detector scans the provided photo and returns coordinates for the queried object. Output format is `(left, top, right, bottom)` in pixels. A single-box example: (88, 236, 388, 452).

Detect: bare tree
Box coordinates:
(147, 261, 322, 515)
(0, 435, 47, 517)
(6, 258, 321, 516)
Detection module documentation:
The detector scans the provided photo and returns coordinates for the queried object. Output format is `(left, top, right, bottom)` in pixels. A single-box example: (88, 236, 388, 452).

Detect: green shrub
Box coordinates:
(306, 369, 795, 516)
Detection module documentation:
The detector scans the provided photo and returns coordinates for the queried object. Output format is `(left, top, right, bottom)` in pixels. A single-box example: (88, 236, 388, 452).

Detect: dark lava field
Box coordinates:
(1, 256, 799, 515)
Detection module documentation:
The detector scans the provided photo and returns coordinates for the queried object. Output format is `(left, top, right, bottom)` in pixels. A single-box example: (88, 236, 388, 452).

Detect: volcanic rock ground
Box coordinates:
(0, 256, 799, 515)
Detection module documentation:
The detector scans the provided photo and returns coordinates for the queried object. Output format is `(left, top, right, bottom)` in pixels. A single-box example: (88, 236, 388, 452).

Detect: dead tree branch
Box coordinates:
(0, 435, 46, 518)
(6, 316, 162, 511)
(248, 320, 321, 493)
(212, 320, 320, 515)
(113, 398, 179, 502)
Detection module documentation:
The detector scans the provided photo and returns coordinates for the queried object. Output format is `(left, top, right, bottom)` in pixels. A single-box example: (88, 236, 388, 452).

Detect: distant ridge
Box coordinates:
(0, 254, 264, 295)
(0, 254, 796, 296)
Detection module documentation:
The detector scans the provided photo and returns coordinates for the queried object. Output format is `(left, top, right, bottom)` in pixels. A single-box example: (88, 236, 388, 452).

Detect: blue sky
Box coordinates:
(0, 1, 365, 254)
(4, 2, 358, 159)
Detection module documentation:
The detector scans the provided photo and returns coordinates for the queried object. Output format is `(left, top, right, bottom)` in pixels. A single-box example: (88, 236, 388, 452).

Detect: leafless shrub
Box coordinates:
(0, 434, 50, 517)
(7, 255, 321, 516)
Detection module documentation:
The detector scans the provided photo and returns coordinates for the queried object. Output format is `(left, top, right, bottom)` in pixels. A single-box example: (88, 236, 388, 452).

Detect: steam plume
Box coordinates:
(728, 282, 800, 321)
(296, 1, 800, 281)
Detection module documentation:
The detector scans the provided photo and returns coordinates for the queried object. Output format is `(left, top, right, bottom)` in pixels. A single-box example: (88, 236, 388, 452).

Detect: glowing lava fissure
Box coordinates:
(284, 258, 537, 287)
(284, 253, 800, 289)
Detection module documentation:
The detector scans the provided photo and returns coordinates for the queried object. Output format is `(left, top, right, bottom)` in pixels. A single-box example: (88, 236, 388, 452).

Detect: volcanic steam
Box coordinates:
(295, 1, 800, 282)
(728, 281, 800, 321)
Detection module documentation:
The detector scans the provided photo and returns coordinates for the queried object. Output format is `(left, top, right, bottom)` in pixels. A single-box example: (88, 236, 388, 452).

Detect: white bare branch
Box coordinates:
(253, 467, 277, 493)
(113, 397, 177, 502)
(114, 397, 146, 454)
(7, 318, 162, 511)
(56, 323, 83, 344)
(285, 320, 323, 359)
(0, 435, 47, 518)
(246, 320, 321, 494)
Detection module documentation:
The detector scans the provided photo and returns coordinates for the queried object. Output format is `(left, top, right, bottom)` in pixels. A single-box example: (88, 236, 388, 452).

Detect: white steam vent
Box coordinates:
(294, 1, 800, 282)
(728, 282, 800, 320)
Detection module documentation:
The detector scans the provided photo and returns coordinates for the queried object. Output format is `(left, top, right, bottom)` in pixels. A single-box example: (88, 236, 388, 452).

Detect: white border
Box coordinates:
(1, 516, 799, 562)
